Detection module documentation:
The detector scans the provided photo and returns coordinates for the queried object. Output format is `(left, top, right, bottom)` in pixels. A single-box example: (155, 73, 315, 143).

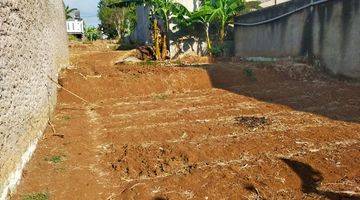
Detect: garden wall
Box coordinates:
(234, 0, 360, 78)
(0, 0, 69, 199)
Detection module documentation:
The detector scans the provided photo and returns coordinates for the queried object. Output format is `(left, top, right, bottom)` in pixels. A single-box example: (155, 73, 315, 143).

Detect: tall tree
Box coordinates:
(65, 5, 76, 20)
(98, 0, 136, 39)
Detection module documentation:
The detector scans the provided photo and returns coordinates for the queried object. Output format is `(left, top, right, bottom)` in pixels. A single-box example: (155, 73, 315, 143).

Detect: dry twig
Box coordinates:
(47, 75, 102, 108)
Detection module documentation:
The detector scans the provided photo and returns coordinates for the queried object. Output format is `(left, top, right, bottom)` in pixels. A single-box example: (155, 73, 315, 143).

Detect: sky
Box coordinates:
(63, 0, 100, 26)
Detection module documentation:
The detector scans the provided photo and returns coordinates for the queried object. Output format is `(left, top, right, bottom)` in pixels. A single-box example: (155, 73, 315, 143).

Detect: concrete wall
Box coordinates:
(0, 0, 69, 199)
(234, 0, 360, 78)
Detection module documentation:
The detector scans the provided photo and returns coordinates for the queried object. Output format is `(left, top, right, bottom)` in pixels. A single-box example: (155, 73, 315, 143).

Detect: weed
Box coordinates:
(45, 155, 63, 164)
(243, 68, 257, 81)
(63, 115, 71, 121)
(144, 60, 156, 66)
(154, 94, 168, 100)
(22, 192, 48, 200)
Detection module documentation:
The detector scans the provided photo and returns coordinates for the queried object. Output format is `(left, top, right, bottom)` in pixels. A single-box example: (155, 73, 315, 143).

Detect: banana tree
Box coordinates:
(148, 0, 190, 59)
(205, 0, 246, 43)
(190, 8, 213, 50)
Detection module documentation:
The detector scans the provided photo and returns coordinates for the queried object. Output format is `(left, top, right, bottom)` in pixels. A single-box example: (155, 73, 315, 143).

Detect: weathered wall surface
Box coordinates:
(234, 0, 360, 78)
(0, 0, 69, 198)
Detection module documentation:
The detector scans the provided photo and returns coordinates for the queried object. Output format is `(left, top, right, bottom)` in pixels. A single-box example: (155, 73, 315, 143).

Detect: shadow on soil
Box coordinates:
(204, 63, 360, 123)
(281, 158, 360, 199)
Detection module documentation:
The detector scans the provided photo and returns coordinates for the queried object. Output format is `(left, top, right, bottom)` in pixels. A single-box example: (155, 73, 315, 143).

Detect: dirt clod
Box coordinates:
(234, 116, 269, 128)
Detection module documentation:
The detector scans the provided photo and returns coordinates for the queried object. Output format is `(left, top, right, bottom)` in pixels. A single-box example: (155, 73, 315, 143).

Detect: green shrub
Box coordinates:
(68, 35, 78, 41)
(84, 26, 101, 41)
(209, 45, 223, 57)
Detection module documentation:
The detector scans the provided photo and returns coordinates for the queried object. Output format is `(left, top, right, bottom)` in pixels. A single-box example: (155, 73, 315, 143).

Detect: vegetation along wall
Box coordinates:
(234, 0, 360, 79)
(0, 0, 69, 198)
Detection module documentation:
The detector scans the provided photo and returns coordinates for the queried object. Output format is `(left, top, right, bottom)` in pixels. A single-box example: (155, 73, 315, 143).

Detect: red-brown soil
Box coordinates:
(12, 44, 360, 200)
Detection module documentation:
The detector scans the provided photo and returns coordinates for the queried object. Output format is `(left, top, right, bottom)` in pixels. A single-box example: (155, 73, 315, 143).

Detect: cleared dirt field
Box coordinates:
(12, 45, 360, 200)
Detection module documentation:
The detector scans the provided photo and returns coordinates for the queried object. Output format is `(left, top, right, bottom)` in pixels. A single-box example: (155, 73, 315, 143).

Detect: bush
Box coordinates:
(68, 35, 78, 41)
(209, 45, 223, 57)
(84, 26, 101, 41)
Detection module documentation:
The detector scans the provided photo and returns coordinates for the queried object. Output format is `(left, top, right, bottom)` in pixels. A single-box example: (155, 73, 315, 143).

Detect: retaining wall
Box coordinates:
(234, 0, 360, 78)
(0, 0, 69, 198)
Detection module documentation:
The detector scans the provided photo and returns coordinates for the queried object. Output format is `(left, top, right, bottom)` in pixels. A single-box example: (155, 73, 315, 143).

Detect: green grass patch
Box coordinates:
(22, 192, 49, 200)
(45, 155, 64, 164)
(68, 35, 79, 42)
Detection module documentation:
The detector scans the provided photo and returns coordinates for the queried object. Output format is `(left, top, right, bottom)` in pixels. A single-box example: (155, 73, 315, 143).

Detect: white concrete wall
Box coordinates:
(0, 0, 69, 199)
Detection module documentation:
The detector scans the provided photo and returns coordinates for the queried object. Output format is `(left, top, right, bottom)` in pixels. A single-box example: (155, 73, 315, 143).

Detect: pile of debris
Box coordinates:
(116, 46, 157, 64)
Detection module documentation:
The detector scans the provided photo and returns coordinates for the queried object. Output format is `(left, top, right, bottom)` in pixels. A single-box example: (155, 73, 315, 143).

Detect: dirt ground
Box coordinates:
(12, 43, 360, 200)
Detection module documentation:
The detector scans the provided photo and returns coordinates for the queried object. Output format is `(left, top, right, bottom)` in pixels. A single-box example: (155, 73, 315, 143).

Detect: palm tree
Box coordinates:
(65, 5, 76, 20)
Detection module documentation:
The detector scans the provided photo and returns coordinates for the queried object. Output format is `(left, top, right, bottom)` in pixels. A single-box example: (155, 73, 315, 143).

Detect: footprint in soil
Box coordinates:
(234, 116, 269, 128)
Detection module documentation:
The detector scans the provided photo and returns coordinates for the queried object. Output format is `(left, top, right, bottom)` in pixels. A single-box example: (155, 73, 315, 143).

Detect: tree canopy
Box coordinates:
(65, 5, 76, 20)
(98, 0, 137, 39)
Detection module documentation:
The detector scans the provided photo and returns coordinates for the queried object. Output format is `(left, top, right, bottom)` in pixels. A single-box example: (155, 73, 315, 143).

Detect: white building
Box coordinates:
(66, 9, 84, 37)
(66, 20, 84, 35)
(257, 0, 291, 7)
